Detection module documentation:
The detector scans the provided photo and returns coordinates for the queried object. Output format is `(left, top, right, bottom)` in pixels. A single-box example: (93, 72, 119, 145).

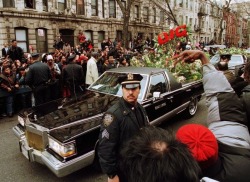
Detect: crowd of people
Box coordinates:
(1, 35, 250, 181)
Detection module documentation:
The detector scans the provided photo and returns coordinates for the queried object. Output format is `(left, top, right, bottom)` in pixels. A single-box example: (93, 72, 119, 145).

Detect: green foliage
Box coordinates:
(130, 34, 203, 83)
(218, 47, 250, 58)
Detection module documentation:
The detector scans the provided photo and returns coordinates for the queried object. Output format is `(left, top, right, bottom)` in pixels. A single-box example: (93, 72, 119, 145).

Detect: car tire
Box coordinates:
(184, 97, 198, 118)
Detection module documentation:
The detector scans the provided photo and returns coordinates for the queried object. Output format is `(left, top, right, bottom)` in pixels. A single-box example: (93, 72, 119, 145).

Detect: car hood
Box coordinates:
(26, 91, 119, 136)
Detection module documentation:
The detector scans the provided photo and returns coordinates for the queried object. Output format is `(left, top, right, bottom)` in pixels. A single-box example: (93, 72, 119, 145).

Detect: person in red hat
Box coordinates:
(98, 73, 149, 182)
(174, 50, 250, 182)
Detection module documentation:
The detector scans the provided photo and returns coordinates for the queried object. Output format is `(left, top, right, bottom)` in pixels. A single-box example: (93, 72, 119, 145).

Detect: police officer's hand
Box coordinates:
(172, 50, 209, 66)
(108, 175, 119, 182)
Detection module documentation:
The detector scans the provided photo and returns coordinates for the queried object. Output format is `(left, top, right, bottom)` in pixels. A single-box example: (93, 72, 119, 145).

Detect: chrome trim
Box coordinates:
(41, 150, 95, 177)
(12, 125, 25, 140)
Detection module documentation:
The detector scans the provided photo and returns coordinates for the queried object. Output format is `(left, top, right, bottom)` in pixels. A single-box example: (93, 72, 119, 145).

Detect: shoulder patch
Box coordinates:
(103, 113, 114, 127)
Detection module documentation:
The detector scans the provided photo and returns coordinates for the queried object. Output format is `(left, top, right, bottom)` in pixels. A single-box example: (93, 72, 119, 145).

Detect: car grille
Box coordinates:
(26, 131, 44, 151)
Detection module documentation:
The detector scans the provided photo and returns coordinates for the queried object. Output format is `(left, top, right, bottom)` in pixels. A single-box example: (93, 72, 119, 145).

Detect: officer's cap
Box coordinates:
(118, 73, 143, 89)
(220, 54, 231, 60)
(31, 53, 40, 58)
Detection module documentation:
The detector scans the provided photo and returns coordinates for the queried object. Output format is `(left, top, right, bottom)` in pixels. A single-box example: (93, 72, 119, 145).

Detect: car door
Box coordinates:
(142, 72, 173, 124)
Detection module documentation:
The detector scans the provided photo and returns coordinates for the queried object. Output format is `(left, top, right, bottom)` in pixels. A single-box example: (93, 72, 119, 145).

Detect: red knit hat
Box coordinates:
(176, 124, 218, 169)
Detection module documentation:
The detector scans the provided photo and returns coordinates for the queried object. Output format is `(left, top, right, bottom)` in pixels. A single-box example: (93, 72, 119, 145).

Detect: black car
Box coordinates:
(13, 67, 204, 177)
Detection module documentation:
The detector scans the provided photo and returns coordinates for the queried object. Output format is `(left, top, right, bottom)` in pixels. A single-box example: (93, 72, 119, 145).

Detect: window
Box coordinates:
(85, 30, 93, 42)
(58, 0, 66, 12)
(15, 29, 28, 52)
(91, 0, 98, 16)
(147, 73, 167, 98)
(36, 29, 47, 53)
(3, 0, 15, 7)
(179, 15, 183, 25)
(43, 0, 48, 11)
(160, 11, 164, 22)
(25, 0, 35, 9)
(189, 18, 193, 27)
(77, 0, 85, 15)
(116, 30, 123, 41)
(153, 8, 156, 23)
(143, 7, 149, 22)
(102, 0, 105, 18)
(135, 5, 139, 20)
(98, 31, 105, 49)
(109, 0, 116, 18)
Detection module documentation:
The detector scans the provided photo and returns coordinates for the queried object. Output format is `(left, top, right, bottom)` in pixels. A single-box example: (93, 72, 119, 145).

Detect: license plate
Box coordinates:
(19, 141, 29, 160)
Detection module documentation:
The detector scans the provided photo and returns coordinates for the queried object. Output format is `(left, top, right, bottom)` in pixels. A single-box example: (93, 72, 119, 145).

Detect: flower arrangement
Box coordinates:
(130, 26, 203, 83)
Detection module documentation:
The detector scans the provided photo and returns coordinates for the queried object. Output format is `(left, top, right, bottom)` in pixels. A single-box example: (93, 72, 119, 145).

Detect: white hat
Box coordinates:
(47, 55, 53, 60)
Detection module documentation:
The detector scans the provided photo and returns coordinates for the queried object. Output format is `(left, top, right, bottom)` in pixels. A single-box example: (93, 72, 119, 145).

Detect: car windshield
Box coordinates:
(89, 72, 148, 100)
(210, 55, 245, 67)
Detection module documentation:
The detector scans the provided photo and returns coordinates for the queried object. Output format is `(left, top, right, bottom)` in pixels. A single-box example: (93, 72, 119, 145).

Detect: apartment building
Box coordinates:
(0, 0, 167, 54)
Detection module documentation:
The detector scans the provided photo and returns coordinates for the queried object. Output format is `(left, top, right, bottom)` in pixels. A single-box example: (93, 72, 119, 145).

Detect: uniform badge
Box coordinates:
(102, 129, 109, 139)
(127, 73, 133, 80)
(103, 114, 114, 127)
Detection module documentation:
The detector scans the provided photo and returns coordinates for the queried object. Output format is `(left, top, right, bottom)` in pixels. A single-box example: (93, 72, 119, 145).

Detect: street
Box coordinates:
(0, 97, 207, 182)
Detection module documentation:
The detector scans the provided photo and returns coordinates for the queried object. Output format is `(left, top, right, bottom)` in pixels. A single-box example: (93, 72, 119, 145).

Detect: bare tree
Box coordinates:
(152, 0, 179, 26)
(218, 0, 233, 44)
(116, 0, 136, 49)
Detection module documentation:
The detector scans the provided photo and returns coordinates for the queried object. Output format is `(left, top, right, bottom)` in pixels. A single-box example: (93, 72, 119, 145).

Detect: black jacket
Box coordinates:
(204, 141, 250, 182)
(7, 46, 24, 61)
(25, 61, 52, 87)
(98, 98, 149, 176)
(62, 62, 84, 86)
(241, 84, 250, 129)
(1, 47, 8, 57)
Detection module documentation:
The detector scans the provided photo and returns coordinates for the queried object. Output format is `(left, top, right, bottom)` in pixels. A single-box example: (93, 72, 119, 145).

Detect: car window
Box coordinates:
(89, 72, 147, 100)
(210, 55, 220, 64)
(230, 55, 244, 67)
(147, 73, 167, 99)
(210, 54, 245, 67)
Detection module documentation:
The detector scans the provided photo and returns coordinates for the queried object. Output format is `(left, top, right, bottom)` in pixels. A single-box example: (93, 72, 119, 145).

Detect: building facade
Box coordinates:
(0, 0, 167, 54)
(0, 0, 248, 56)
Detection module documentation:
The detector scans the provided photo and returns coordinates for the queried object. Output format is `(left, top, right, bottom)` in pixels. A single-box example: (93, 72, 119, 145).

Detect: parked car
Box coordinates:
(12, 67, 204, 177)
(210, 54, 248, 76)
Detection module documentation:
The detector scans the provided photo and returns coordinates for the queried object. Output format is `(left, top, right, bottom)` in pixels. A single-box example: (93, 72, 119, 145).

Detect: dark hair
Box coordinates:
(12, 39, 16, 43)
(120, 126, 201, 182)
(217, 61, 229, 71)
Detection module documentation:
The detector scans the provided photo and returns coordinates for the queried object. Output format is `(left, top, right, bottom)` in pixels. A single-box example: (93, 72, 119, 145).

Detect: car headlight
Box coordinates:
(48, 137, 76, 158)
(18, 116, 25, 126)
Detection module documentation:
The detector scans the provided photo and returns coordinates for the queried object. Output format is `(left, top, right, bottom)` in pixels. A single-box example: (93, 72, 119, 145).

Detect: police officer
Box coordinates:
(25, 53, 52, 106)
(98, 73, 149, 182)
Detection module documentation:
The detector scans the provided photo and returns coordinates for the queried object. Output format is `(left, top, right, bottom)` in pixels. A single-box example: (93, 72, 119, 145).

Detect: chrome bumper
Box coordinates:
(12, 125, 95, 177)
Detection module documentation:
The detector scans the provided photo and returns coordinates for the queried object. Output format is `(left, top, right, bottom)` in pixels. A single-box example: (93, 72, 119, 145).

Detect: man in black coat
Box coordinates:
(1, 43, 9, 58)
(7, 39, 24, 62)
(25, 53, 52, 106)
(62, 54, 84, 98)
(98, 73, 149, 182)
